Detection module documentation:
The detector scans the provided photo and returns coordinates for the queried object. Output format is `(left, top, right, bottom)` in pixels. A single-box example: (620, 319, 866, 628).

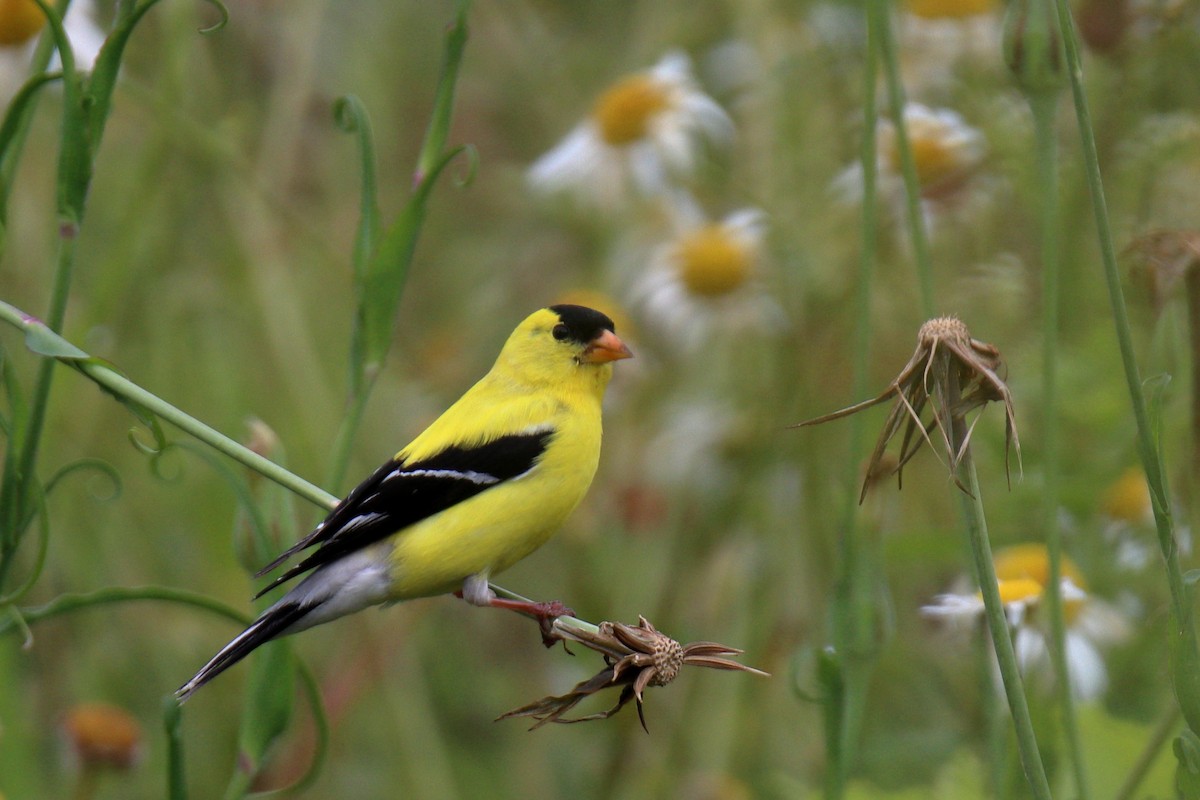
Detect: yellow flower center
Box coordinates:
(994, 543, 1085, 588)
(0, 0, 48, 46)
(673, 225, 754, 297)
(1102, 467, 1151, 523)
(905, 0, 998, 19)
(885, 126, 970, 191)
(993, 543, 1088, 624)
(592, 74, 671, 146)
(995, 577, 1044, 606)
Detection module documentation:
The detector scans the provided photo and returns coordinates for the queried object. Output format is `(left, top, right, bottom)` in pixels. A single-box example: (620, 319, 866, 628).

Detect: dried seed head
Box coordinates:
(796, 316, 1020, 498)
(649, 635, 684, 686)
(918, 316, 971, 347)
(499, 615, 767, 730)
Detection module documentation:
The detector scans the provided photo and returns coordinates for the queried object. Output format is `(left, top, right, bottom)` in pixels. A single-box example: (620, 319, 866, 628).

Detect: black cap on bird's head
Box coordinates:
(548, 304, 633, 364)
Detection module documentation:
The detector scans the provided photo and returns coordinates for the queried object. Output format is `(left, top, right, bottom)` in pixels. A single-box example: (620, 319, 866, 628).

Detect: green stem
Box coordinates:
(1051, 0, 1200, 735)
(0, 585, 249, 634)
(164, 697, 187, 800)
(960, 454, 1054, 800)
(1113, 705, 1180, 800)
(0, 0, 73, 206)
(1030, 87, 1090, 799)
(825, 11, 884, 799)
(947, 355, 1051, 798)
(413, 0, 472, 186)
(870, 0, 935, 319)
(324, 381, 372, 497)
(0, 229, 78, 592)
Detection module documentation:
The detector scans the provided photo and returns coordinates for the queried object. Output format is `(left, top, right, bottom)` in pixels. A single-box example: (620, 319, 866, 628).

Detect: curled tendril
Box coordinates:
(147, 442, 187, 483)
(420, 144, 476, 193)
(45, 457, 123, 504)
(451, 144, 479, 189)
(332, 95, 370, 135)
(197, 0, 230, 34)
(129, 425, 167, 457)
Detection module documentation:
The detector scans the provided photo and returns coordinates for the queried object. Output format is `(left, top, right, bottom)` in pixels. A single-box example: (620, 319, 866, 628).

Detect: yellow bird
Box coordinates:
(178, 305, 632, 700)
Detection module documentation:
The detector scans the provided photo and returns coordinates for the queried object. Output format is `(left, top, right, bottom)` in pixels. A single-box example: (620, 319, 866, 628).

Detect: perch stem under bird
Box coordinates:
(177, 305, 632, 701)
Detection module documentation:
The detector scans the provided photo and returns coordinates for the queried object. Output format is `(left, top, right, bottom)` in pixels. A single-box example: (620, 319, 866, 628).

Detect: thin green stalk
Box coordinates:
(869, 0, 935, 318)
(0, 585, 249, 633)
(0, 232, 78, 593)
(413, 0, 472, 186)
(0, 0, 74, 206)
(164, 696, 187, 800)
(959, 454, 1054, 800)
(945, 356, 1052, 798)
(1030, 88, 1090, 799)
(825, 13, 883, 799)
(1052, 0, 1200, 736)
(1114, 706, 1181, 800)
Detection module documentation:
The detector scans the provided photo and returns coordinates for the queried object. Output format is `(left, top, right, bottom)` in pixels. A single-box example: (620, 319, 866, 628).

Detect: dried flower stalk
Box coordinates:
(796, 317, 1020, 499)
(498, 615, 768, 731)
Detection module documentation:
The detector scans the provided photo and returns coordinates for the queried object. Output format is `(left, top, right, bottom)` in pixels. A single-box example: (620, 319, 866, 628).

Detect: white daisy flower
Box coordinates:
(527, 51, 733, 208)
(630, 199, 783, 351)
(833, 102, 987, 234)
(922, 543, 1129, 701)
(1, 0, 106, 107)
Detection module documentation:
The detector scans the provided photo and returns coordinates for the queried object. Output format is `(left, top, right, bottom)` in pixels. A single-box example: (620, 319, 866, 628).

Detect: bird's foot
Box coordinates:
(493, 597, 576, 647)
(455, 590, 575, 647)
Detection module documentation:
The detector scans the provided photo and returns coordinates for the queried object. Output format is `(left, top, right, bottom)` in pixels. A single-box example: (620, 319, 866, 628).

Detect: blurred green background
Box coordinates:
(2, 0, 1199, 797)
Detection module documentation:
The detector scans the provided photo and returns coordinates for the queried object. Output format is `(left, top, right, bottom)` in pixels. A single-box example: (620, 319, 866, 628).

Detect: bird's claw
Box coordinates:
(533, 601, 575, 648)
(457, 591, 576, 646)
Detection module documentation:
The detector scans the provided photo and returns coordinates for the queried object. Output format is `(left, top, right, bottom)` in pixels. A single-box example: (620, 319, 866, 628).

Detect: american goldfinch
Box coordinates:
(177, 305, 632, 700)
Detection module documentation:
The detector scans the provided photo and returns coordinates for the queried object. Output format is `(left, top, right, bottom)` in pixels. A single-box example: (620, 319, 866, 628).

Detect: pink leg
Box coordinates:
(453, 590, 575, 646)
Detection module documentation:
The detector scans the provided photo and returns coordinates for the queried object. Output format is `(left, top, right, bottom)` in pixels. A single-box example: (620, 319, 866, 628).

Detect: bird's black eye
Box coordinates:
(552, 323, 570, 341)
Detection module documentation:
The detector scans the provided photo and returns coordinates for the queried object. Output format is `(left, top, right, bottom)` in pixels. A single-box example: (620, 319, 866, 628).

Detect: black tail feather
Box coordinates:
(176, 601, 312, 702)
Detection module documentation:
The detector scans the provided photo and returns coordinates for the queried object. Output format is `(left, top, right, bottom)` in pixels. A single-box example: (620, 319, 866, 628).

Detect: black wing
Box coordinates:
(253, 429, 554, 598)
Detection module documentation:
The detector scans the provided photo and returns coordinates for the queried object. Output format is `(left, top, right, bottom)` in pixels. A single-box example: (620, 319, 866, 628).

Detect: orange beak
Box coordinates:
(581, 329, 634, 364)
